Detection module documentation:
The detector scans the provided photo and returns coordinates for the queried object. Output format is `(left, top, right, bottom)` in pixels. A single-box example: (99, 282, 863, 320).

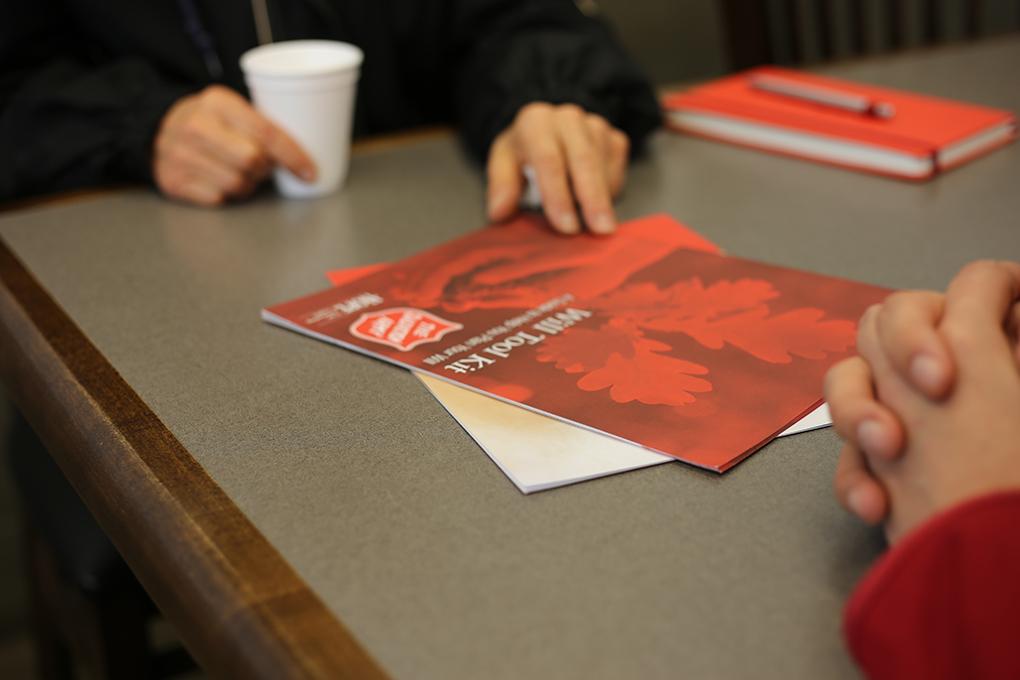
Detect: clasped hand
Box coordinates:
(154, 87, 629, 234)
(825, 260, 1020, 543)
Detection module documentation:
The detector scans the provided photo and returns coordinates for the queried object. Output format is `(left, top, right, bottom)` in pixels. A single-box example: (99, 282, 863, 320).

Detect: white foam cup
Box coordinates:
(240, 40, 364, 198)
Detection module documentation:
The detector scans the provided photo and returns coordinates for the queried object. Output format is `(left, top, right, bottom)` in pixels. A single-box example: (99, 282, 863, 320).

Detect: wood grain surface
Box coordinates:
(0, 235, 391, 680)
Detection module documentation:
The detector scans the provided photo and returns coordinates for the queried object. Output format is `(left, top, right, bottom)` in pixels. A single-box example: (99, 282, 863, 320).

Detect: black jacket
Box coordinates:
(0, 0, 661, 201)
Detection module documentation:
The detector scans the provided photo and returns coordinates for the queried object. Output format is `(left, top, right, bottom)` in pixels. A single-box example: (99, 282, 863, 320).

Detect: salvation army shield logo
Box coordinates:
(349, 308, 463, 352)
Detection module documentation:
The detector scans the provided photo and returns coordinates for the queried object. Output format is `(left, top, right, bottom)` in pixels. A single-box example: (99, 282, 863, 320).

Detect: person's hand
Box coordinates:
(829, 260, 1020, 543)
(486, 102, 629, 235)
(826, 290, 947, 524)
(153, 85, 316, 206)
(826, 287, 963, 525)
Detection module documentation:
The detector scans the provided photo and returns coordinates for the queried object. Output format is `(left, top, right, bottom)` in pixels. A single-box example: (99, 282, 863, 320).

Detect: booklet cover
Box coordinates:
(663, 65, 1017, 180)
(323, 217, 832, 492)
(264, 213, 889, 472)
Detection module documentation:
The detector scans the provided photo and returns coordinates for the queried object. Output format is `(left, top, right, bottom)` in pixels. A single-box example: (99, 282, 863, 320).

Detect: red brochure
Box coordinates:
(325, 262, 390, 286)
(263, 213, 889, 471)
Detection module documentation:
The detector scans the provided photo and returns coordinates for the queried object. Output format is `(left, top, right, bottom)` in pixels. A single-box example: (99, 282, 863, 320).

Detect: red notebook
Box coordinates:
(662, 65, 1017, 180)
(263, 213, 889, 472)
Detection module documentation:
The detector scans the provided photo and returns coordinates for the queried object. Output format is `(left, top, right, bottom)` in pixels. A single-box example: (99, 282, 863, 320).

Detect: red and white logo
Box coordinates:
(349, 308, 463, 352)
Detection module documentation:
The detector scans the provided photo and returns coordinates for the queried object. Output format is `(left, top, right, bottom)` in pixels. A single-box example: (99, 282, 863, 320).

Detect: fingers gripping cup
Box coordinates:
(241, 40, 364, 198)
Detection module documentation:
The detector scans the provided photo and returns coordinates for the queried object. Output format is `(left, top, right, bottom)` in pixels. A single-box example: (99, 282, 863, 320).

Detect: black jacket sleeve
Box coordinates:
(0, 0, 661, 202)
(0, 0, 197, 202)
(446, 0, 662, 162)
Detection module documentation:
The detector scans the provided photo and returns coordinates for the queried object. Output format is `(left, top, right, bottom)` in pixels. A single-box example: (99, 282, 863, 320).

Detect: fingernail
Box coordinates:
(489, 188, 514, 216)
(557, 212, 580, 234)
(589, 212, 616, 235)
(847, 486, 868, 520)
(847, 486, 880, 524)
(857, 419, 889, 458)
(910, 353, 945, 396)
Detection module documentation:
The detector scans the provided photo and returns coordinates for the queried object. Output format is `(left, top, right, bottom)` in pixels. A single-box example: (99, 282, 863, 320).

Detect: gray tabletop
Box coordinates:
(2, 36, 1018, 680)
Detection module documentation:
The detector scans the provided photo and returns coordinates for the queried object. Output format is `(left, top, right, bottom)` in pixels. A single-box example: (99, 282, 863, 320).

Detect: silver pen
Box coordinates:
(749, 73, 896, 118)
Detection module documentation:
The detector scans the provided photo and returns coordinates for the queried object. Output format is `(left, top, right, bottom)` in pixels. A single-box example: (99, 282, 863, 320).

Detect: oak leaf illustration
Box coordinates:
(591, 277, 778, 330)
(591, 277, 855, 362)
(673, 306, 856, 362)
(537, 276, 857, 405)
(576, 349, 711, 405)
(535, 320, 643, 373)
(537, 321, 711, 405)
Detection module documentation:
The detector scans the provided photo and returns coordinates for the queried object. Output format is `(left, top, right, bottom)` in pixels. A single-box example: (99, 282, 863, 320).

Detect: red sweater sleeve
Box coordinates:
(844, 490, 1020, 679)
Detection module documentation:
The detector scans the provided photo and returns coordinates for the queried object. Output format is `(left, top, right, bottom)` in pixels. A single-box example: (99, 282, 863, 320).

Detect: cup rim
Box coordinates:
(240, 40, 364, 78)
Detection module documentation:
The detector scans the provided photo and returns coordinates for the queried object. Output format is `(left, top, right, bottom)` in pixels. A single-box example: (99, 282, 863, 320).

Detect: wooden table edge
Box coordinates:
(0, 235, 392, 680)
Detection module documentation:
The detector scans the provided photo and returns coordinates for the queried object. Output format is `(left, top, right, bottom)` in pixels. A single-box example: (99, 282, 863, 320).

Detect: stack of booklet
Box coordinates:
(263, 214, 889, 491)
